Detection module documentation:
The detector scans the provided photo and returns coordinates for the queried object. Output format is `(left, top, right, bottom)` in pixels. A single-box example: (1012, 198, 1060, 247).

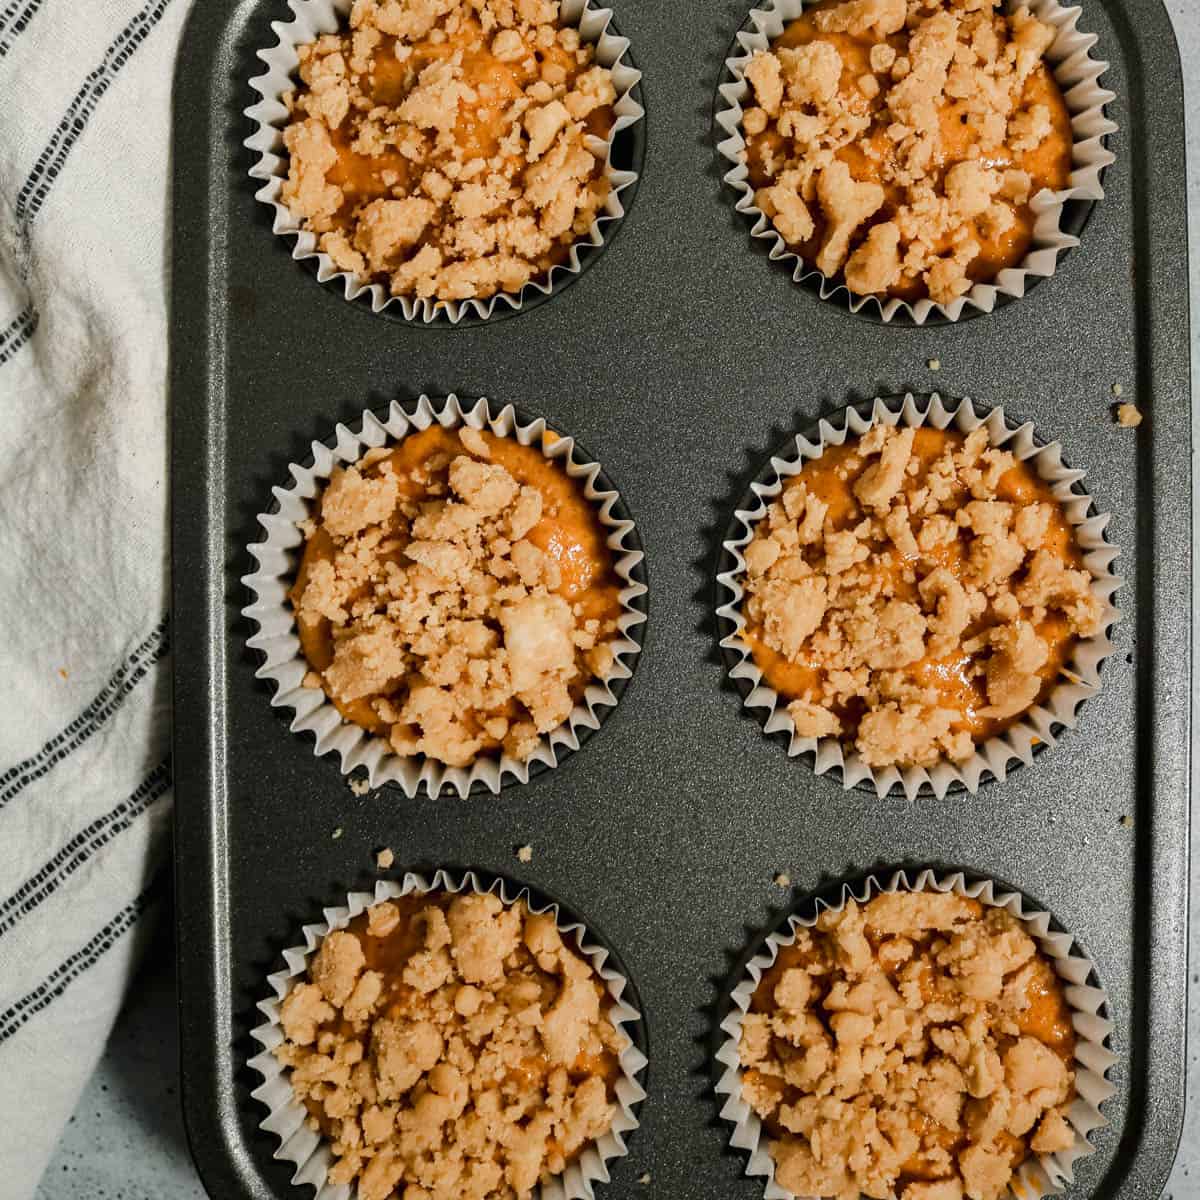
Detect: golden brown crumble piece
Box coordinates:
(741, 424, 1105, 769)
(741, 0, 1072, 304)
(738, 890, 1077, 1200)
(279, 0, 619, 304)
(275, 892, 627, 1200)
(1115, 402, 1143, 428)
(291, 425, 623, 771)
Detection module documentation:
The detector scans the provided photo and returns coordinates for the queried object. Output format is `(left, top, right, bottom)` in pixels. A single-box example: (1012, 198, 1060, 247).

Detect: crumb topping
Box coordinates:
(280, 0, 618, 303)
(276, 891, 627, 1200)
(740, 424, 1105, 769)
(291, 426, 623, 770)
(1115, 403, 1142, 428)
(741, 0, 1072, 303)
(738, 890, 1077, 1200)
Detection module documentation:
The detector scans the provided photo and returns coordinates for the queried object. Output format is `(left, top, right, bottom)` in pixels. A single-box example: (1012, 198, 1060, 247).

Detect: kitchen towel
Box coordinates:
(0, 1, 190, 1195)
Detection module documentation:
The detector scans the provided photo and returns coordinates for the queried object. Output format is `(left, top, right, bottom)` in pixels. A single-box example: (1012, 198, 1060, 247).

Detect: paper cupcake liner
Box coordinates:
(715, 393, 1122, 800)
(245, 0, 644, 324)
(715, 0, 1117, 324)
(249, 870, 648, 1200)
(715, 867, 1117, 1200)
(242, 394, 647, 797)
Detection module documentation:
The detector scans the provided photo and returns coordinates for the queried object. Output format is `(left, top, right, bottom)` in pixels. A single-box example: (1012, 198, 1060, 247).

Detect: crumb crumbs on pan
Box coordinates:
(637, 1172, 651, 1185)
(348, 776, 370, 796)
(1111, 382, 1124, 397)
(1116, 402, 1143, 427)
(331, 826, 344, 841)
(927, 357, 941, 371)
(516, 844, 534, 864)
(1119, 814, 1133, 828)
(773, 872, 792, 888)
(376, 847, 395, 870)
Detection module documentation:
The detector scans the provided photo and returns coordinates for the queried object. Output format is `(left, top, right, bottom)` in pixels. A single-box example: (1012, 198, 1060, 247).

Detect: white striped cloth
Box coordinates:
(0, 1, 188, 1195)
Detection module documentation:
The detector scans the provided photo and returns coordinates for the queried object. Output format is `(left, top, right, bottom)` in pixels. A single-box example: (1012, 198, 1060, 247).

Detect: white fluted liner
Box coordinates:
(242, 394, 646, 797)
(715, 867, 1117, 1200)
(716, 393, 1122, 800)
(250, 870, 648, 1200)
(245, 0, 643, 324)
(715, 0, 1117, 323)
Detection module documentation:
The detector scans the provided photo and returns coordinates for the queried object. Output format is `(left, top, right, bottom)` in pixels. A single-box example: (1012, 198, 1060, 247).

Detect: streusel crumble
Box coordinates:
(292, 425, 622, 769)
(741, 0, 1073, 304)
(275, 890, 628, 1200)
(738, 889, 1078, 1200)
(280, 0, 618, 303)
(739, 423, 1105, 769)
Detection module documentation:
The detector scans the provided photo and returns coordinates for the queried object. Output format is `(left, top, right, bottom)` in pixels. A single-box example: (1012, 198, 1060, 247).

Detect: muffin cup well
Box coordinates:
(244, 0, 643, 325)
(714, 867, 1116, 1200)
(715, 393, 1122, 800)
(242, 394, 647, 797)
(715, 0, 1117, 324)
(249, 870, 648, 1200)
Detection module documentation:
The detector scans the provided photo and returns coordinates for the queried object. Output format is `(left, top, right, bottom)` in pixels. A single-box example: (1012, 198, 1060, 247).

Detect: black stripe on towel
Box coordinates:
(0, 617, 169, 810)
(0, 306, 37, 364)
(14, 0, 176, 227)
(0, 875, 162, 1044)
(0, 759, 171, 940)
(0, 0, 47, 56)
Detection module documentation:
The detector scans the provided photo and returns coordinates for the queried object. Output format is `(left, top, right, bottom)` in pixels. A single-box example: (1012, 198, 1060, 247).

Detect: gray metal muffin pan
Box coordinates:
(170, 0, 1192, 1197)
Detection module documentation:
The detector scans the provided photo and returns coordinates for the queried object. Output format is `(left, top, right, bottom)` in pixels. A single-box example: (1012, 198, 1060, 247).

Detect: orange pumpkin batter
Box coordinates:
(275, 890, 625, 1196)
(291, 426, 622, 769)
(740, 424, 1105, 769)
(741, 0, 1074, 304)
(738, 888, 1078, 1199)
(306, 894, 621, 1138)
(280, 0, 618, 303)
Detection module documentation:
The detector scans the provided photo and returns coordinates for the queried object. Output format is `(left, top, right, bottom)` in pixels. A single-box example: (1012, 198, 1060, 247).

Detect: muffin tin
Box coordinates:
(170, 1, 1192, 1198)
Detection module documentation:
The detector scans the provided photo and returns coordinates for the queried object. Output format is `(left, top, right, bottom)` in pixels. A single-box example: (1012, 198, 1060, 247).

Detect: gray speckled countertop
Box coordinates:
(32, 4, 1200, 1199)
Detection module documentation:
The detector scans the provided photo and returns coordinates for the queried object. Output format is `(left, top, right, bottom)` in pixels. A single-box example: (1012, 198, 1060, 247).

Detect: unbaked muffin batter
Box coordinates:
(741, 0, 1073, 303)
(281, 0, 618, 302)
(740, 424, 1104, 768)
(739, 889, 1078, 1200)
(292, 425, 622, 768)
(275, 890, 626, 1200)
